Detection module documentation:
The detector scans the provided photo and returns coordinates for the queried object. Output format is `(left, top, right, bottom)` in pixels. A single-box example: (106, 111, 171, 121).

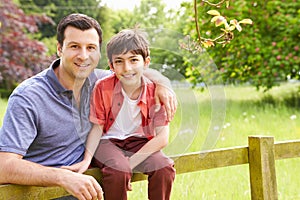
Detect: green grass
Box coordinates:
(1, 83, 300, 199)
(128, 82, 300, 200)
(0, 98, 7, 126)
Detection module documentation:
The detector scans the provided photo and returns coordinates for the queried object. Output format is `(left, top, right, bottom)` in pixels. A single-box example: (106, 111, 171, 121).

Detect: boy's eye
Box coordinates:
(114, 60, 123, 64)
(130, 58, 140, 63)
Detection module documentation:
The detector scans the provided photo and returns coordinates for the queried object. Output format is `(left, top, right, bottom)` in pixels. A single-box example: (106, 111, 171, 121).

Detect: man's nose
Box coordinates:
(78, 48, 88, 60)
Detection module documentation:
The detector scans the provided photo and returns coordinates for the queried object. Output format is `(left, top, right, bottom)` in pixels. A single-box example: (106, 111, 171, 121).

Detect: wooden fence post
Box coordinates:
(248, 136, 278, 200)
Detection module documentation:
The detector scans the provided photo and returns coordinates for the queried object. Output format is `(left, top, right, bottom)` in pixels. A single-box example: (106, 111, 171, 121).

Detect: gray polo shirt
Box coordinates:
(0, 59, 110, 167)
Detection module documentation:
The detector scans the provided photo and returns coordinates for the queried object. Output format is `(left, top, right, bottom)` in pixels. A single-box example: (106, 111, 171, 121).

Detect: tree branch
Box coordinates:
(202, 0, 227, 7)
(194, 0, 202, 44)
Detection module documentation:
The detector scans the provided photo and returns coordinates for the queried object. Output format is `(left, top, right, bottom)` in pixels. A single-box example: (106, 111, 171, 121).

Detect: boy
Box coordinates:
(67, 28, 176, 200)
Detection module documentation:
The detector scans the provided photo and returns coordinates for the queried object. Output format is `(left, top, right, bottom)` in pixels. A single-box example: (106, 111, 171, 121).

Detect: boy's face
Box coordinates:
(110, 51, 150, 88)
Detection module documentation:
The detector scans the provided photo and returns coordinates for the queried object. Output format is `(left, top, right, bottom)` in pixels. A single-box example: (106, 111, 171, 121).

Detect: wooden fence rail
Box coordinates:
(1, 136, 300, 200)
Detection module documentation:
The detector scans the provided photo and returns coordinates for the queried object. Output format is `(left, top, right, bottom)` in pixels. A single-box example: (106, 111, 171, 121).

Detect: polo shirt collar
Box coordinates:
(46, 59, 93, 94)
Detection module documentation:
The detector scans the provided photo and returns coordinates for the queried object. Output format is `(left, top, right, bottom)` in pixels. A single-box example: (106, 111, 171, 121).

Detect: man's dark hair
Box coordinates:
(57, 13, 102, 48)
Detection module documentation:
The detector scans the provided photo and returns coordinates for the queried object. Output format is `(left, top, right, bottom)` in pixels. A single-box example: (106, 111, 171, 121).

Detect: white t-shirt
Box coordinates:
(101, 88, 144, 140)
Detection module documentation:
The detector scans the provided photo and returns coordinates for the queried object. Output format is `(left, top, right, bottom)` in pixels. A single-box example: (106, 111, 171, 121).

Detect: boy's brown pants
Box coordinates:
(92, 136, 176, 200)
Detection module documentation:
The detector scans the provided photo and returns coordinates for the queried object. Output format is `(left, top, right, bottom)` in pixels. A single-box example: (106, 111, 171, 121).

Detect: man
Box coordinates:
(0, 13, 176, 200)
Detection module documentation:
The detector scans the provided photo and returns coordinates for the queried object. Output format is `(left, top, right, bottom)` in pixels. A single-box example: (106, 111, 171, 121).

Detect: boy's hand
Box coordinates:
(61, 160, 90, 174)
(154, 84, 177, 121)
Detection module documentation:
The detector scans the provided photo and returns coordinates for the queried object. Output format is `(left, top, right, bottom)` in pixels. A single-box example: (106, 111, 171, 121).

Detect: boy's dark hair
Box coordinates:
(57, 13, 103, 48)
(106, 28, 150, 65)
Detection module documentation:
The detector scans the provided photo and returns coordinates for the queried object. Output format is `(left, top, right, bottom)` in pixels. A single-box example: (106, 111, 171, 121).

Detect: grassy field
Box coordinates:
(128, 82, 300, 200)
(0, 98, 8, 124)
(1, 83, 300, 199)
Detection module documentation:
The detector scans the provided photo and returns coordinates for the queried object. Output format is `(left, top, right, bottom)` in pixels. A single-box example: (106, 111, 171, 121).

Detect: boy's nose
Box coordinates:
(123, 61, 132, 71)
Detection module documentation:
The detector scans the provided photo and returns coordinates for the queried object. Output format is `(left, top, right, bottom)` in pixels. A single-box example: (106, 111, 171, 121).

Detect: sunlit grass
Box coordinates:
(129, 82, 300, 200)
(0, 98, 7, 126)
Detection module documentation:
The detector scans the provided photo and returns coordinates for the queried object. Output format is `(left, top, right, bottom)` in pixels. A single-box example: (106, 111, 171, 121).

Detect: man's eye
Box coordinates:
(70, 45, 78, 49)
(88, 46, 97, 50)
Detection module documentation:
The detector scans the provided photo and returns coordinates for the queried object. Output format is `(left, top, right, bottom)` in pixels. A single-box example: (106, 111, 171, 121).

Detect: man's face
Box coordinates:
(57, 26, 101, 82)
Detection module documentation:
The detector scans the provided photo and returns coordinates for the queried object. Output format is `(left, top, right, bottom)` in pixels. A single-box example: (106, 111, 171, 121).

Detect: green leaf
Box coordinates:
(239, 19, 253, 25)
(211, 16, 220, 23)
(236, 24, 242, 32)
(226, 1, 230, 8)
(207, 10, 221, 16)
(228, 25, 236, 31)
(215, 16, 226, 27)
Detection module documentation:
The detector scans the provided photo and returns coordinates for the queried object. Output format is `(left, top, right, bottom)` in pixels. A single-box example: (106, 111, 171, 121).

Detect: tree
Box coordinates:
(108, 0, 186, 80)
(18, 0, 104, 38)
(0, 0, 53, 95)
(16, 0, 113, 59)
(179, 0, 300, 91)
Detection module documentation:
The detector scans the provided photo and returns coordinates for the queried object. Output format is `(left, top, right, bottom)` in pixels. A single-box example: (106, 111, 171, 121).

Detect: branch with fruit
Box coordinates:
(194, 0, 253, 48)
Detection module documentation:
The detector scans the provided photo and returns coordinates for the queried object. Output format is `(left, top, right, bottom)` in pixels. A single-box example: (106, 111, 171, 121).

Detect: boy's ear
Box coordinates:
(144, 56, 151, 68)
(109, 61, 115, 71)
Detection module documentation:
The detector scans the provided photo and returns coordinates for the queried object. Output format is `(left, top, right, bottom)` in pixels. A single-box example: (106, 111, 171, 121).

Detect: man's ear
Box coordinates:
(57, 43, 62, 57)
(144, 56, 151, 69)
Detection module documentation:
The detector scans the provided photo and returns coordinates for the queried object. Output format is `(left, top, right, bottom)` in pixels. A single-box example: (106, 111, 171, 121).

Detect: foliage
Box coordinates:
(2, 0, 300, 92)
(18, 0, 104, 38)
(179, 0, 300, 91)
(107, 0, 186, 80)
(0, 0, 53, 93)
(48, 0, 297, 90)
(202, 9, 252, 47)
(16, 0, 112, 58)
(192, 0, 252, 48)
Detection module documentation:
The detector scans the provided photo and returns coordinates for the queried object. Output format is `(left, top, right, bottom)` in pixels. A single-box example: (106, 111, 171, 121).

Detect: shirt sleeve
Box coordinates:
(94, 69, 113, 80)
(89, 80, 106, 125)
(0, 95, 37, 156)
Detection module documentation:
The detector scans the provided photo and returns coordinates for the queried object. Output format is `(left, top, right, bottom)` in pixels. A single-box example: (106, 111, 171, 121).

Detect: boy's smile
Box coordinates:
(111, 52, 150, 96)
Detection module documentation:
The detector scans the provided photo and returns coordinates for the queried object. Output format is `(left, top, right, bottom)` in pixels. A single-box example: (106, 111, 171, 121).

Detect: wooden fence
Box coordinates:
(1, 135, 300, 199)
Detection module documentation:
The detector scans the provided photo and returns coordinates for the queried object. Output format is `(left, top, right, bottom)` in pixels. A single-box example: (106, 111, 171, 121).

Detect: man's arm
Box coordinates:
(144, 68, 177, 121)
(144, 68, 172, 89)
(0, 152, 103, 200)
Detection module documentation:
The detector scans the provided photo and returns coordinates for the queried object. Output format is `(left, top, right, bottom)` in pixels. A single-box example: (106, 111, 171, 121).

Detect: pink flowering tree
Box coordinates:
(0, 0, 53, 96)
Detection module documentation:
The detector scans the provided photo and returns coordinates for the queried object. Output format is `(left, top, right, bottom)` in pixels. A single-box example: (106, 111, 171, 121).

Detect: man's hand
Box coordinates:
(143, 68, 177, 121)
(0, 152, 103, 200)
(60, 170, 103, 200)
(154, 84, 177, 121)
